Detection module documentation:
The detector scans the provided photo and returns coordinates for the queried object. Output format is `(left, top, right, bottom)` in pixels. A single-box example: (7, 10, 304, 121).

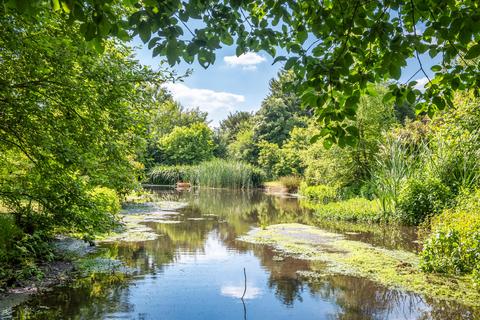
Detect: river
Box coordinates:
(2, 187, 478, 319)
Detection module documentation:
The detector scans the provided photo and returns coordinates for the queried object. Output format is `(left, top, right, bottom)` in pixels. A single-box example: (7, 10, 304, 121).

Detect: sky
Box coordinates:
(133, 38, 439, 127)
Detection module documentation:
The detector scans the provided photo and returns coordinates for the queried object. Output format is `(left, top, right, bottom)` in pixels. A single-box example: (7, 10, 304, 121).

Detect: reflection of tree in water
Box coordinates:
(12, 273, 133, 319)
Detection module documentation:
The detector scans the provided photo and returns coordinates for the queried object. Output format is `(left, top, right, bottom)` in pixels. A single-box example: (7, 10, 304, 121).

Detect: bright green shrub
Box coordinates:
(278, 175, 302, 193)
(300, 184, 337, 204)
(303, 198, 382, 223)
(158, 123, 215, 165)
(89, 187, 121, 216)
(421, 189, 480, 284)
(396, 177, 453, 225)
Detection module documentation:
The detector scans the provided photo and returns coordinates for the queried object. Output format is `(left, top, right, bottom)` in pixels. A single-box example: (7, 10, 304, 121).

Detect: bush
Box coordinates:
(303, 198, 382, 223)
(157, 123, 215, 165)
(278, 175, 302, 193)
(300, 184, 337, 204)
(396, 177, 453, 225)
(421, 189, 480, 284)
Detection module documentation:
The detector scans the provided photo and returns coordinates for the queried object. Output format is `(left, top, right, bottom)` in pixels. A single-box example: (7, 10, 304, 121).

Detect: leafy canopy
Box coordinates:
(4, 0, 479, 146)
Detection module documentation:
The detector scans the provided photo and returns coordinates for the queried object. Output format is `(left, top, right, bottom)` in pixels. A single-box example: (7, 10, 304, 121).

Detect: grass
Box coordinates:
(301, 197, 383, 223)
(240, 223, 480, 307)
(147, 159, 264, 189)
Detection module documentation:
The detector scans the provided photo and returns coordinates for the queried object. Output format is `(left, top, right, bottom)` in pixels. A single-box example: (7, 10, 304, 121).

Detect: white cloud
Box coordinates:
(224, 52, 266, 70)
(163, 83, 245, 114)
(413, 77, 429, 92)
(221, 285, 262, 300)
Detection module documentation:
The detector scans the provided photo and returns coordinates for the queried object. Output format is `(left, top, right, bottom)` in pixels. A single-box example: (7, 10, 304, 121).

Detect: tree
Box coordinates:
(6, 0, 479, 144)
(157, 123, 215, 165)
(253, 71, 308, 145)
(144, 98, 209, 167)
(219, 111, 252, 143)
(0, 11, 164, 236)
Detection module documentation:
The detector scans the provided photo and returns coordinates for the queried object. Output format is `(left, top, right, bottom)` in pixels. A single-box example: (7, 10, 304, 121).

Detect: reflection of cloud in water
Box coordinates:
(221, 285, 262, 300)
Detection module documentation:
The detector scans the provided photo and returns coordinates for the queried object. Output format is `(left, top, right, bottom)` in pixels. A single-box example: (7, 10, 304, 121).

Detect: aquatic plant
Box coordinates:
(299, 184, 337, 204)
(421, 189, 480, 285)
(301, 198, 382, 223)
(148, 159, 264, 189)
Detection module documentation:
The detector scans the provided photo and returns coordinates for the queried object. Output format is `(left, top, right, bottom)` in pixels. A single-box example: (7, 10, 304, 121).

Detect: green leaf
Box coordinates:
(138, 21, 151, 43)
(389, 63, 401, 80)
(221, 34, 234, 46)
(284, 57, 297, 70)
(52, 0, 60, 11)
(166, 42, 178, 66)
(431, 65, 442, 72)
(272, 56, 287, 65)
(465, 44, 480, 59)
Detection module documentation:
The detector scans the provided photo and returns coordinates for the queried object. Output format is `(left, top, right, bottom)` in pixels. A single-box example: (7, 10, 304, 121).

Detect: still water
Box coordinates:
(2, 188, 479, 319)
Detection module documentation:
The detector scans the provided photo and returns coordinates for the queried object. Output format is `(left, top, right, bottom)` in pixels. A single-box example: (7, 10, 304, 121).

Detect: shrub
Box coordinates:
(157, 123, 215, 165)
(396, 177, 453, 225)
(300, 184, 337, 204)
(278, 175, 302, 193)
(303, 198, 383, 223)
(421, 189, 480, 284)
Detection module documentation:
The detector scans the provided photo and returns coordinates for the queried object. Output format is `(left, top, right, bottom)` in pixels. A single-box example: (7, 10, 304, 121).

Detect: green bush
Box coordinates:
(303, 198, 382, 223)
(421, 189, 480, 284)
(157, 123, 215, 165)
(0, 215, 53, 288)
(278, 175, 302, 193)
(300, 184, 337, 204)
(396, 177, 453, 225)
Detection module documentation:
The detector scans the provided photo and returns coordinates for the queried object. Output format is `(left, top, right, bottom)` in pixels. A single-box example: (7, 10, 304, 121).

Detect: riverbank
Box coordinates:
(239, 223, 480, 307)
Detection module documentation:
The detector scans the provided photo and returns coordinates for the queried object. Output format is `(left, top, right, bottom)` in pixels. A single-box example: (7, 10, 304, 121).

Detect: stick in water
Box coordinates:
(241, 267, 247, 300)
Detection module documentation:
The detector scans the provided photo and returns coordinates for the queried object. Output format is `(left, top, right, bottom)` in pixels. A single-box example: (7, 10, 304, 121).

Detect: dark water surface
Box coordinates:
(2, 188, 479, 319)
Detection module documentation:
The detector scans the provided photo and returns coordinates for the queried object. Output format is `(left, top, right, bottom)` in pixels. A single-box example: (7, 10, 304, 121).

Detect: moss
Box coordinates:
(239, 223, 480, 306)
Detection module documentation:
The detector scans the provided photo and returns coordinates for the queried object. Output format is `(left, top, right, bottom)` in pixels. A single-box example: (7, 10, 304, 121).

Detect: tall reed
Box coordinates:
(147, 159, 264, 189)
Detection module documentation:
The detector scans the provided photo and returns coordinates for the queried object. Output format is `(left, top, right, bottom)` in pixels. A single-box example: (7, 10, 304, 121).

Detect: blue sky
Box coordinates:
(134, 39, 439, 127)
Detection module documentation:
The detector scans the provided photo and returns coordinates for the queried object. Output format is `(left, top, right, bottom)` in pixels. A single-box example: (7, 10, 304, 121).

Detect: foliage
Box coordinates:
(300, 184, 337, 204)
(144, 99, 209, 167)
(148, 160, 264, 189)
(190, 159, 265, 189)
(218, 111, 252, 143)
(396, 177, 453, 225)
(371, 135, 419, 217)
(302, 198, 383, 223)
(227, 126, 258, 164)
(8, 0, 480, 144)
(421, 189, 480, 285)
(157, 123, 215, 165)
(0, 9, 167, 285)
(253, 72, 308, 146)
(278, 176, 302, 193)
(148, 165, 193, 185)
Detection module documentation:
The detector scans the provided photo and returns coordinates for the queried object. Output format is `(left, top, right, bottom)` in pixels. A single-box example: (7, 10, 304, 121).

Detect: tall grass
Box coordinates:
(372, 136, 420, 218)
(147, 159, 264, 189)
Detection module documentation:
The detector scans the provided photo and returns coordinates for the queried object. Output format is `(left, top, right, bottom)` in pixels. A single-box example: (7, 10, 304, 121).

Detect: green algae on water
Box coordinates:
(239, 223, 480, 307)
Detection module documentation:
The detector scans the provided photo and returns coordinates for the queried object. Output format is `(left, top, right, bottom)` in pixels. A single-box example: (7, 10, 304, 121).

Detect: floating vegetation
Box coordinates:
(239, 223, 480, 307)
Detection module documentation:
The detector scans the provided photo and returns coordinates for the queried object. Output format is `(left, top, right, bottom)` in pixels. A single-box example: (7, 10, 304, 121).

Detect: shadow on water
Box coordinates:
(3, 187, 479, 319)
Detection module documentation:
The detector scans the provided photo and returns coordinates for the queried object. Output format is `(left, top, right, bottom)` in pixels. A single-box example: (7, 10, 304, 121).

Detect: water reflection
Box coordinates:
(4, 187, 479, 319)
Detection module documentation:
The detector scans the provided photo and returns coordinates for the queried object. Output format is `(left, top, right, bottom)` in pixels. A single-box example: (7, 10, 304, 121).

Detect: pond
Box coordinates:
(2, 187, 479, 319)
